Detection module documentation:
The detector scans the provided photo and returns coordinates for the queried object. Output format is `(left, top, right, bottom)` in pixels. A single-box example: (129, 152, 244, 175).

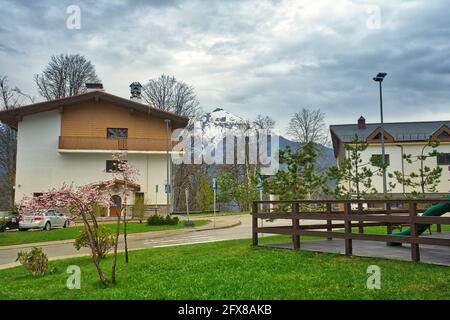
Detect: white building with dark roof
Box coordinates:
(330, 117, 450, 198)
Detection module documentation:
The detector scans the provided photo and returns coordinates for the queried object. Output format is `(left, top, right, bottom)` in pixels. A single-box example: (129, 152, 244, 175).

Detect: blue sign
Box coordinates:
(256, 173, 263, 191)
(165, 184, 171, 193)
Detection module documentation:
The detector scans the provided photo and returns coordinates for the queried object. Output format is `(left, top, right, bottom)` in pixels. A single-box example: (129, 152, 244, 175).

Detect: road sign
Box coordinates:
(212, 178, 218, 191)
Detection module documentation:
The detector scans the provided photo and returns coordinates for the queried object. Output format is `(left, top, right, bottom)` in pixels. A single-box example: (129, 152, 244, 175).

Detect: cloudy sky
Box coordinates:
(1, 0, 449, 134)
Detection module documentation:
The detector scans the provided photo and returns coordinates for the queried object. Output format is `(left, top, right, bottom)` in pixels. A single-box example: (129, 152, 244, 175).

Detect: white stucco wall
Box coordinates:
(355, 143, 450, 194)
(15, 110, 170, 206)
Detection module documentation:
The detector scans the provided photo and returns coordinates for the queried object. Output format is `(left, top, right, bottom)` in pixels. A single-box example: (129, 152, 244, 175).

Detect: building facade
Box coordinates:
(0, 88, 189, 215)
(330, 117, 450, 198)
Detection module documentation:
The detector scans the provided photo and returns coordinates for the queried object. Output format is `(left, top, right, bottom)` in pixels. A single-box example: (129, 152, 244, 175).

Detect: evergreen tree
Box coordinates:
(195, 175, 214, 212)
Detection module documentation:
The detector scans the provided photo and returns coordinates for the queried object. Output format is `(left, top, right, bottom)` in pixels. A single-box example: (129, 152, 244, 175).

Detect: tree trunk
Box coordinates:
(81, 215, 108, 286)
(111, 211, 121, 284)
(123, 204, 129, 263)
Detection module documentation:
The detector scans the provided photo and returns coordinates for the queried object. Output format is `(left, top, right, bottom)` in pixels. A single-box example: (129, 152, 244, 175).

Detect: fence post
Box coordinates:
(386, 202, 393, 234)
(436, 224, 442, 233)
(358, 202, 364, 234)
(292, 202, 300, 249)
(326, 203, 332, 240)
(252, 202, 258, 247)
(344, 202, 352, 256)
(409, 202, 420, 262)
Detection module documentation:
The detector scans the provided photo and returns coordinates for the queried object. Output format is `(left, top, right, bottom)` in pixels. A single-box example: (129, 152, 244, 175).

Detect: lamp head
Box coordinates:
(373, 72, 387, 82)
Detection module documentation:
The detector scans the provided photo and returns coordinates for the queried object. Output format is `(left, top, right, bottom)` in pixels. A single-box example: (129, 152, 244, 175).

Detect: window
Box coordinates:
(371, 154, 390, 165)
(437, 153, 450, 165)
(107, 128, 128, 138)
(106, 160, 127, 172)
(33, 192, 43, 198)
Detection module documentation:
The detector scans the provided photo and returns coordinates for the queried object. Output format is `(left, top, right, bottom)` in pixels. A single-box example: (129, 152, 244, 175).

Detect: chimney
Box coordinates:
(130, 82, 143, 101)
(85, 83, 104, 92)
(357, 116, 366, 129)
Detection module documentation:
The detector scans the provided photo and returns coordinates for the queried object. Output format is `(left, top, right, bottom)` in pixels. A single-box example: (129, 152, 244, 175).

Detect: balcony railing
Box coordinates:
(59, 136, 174, 152)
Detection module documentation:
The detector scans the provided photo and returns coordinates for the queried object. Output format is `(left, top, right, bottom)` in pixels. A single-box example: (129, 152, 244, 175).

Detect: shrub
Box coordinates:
(147, 214, 163, 225)
(165, 215, 179, 225)
(147, 214, 180, 226)
(16, 247, 48, 276)
(74, 225, 115, 260)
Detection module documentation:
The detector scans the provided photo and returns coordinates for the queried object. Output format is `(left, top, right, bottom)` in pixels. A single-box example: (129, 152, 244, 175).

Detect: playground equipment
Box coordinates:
(388, 196, 450, 246)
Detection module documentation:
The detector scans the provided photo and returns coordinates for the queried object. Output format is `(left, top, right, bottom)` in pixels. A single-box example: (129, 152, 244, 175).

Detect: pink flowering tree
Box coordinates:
(108, 153, 139, 283)
(21, 183, 114, 286)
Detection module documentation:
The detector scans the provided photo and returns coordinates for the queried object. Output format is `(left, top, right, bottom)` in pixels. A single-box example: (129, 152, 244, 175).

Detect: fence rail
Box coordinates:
(252, 199, 450, 262)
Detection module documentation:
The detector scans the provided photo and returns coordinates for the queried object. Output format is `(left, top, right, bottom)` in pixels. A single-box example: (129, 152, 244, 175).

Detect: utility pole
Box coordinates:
(165, 119, 171, 214)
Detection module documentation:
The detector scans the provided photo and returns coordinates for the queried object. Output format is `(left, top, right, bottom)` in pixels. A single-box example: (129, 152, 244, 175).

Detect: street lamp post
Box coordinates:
(373, 72, 388, 199)
(164, 119, 171, 214)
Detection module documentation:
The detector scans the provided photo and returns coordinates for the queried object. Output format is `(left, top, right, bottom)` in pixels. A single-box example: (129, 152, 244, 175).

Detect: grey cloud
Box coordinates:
(0, 0, 449, 132)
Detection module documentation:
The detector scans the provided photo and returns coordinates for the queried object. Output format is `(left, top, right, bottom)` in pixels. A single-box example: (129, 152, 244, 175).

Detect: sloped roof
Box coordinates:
(0, 90, 190, 129)
(329, 120, 450, 158)
(330, 120, 450, 143)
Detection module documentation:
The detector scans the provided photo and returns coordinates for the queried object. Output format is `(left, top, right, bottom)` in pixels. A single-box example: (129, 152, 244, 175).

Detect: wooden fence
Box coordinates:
(252, 199, 450, 262)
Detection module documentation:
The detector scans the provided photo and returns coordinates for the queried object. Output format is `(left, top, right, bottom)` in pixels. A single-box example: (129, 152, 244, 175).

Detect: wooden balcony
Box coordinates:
(59, 136, 174, 152)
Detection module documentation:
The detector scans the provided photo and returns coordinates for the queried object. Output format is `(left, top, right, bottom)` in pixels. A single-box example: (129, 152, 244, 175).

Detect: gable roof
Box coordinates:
(330, 120, 450, 158)
(330, 120, 450, 143)
(0, 90, 190, 129)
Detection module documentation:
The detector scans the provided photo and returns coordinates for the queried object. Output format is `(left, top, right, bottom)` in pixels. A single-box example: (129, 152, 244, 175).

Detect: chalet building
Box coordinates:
(330, 117, 450, 198)
(0, 83, 189, 215)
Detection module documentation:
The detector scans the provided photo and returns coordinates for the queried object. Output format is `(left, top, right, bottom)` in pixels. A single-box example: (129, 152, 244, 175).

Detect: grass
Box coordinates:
(0, 237, 448, 300)
(0, 220, 210, 247)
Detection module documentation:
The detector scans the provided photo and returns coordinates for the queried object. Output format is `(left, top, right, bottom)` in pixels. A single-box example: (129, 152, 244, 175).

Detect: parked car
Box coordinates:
(19, 209, 69, 231)
(0, 211, 20, 232)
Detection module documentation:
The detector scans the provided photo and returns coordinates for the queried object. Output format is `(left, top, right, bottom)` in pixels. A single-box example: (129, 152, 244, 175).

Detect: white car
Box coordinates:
(19, 209, 69, 231)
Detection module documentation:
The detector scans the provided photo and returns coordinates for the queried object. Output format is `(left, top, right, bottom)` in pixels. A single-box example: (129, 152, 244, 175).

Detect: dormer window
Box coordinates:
(107, 128, 128, 138)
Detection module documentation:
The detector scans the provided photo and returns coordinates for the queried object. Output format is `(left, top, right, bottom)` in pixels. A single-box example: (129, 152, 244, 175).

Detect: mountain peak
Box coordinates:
(212, 107, 224, 113)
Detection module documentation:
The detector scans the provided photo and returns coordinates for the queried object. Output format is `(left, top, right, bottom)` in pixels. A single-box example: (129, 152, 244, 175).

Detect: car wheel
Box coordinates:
(44, 222, 51, 231)
(19, 228, 29, 232)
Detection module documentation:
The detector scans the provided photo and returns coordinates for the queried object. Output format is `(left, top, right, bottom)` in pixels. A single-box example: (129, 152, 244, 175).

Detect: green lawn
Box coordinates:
(0, 220, 210, 247)
(0, 237, 448, 300)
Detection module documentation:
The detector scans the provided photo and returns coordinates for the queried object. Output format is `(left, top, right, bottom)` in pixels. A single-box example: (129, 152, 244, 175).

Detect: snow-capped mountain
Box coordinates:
(189, 107, 335, 171)
(191, 108, 251, 145)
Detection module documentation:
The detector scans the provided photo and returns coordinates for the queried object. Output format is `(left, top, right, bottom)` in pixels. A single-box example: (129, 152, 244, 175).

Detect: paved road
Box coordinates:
(0, 215, 292, 269)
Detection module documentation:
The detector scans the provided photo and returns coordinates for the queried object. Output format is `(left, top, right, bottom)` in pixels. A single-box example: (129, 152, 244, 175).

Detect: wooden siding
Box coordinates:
(60, 100, 169, 139)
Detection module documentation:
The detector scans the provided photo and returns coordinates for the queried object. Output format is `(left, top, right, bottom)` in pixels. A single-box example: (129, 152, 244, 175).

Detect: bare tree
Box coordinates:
(287, 108, 328, 145)
(253, 114, 275, 130)
(34, 54, 100, 100)
(142, 74, 201, 117)
(0, 76, 34, 209)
